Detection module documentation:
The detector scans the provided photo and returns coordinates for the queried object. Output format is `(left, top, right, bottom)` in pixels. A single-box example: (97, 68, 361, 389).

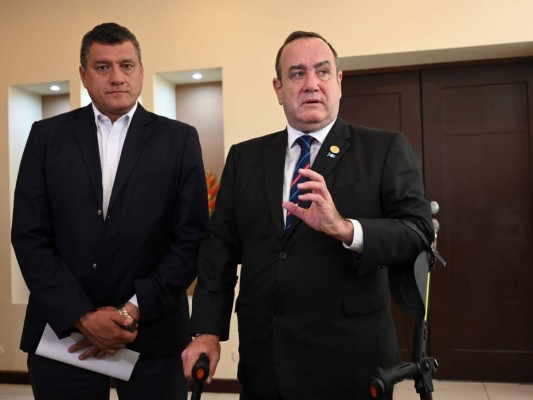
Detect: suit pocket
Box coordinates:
(343, 289, 389, 316)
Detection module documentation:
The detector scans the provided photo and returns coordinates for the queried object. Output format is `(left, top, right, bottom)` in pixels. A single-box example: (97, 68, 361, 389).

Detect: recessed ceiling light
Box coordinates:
(50, 85, 61, 92)
(192, 73, 203, 80)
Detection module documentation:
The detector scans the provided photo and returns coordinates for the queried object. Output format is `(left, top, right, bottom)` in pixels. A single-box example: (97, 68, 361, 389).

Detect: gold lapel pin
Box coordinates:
(327, 145, 340, 158)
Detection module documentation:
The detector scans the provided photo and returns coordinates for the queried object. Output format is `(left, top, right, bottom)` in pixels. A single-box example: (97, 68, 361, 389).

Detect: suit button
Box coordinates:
(91, 263, 98, 270)
(274, 308, 283, 317)
(97, 209, 103, 216)
(278, 252, 287, 260)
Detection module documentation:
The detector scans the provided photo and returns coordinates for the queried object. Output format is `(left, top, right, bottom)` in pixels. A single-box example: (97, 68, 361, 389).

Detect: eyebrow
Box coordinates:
(93, 58, 136, 64)
(288, 60, 331, 73)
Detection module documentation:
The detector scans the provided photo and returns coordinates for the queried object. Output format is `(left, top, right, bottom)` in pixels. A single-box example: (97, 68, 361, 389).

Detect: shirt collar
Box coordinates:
(92, 102, 138, 126)
(287, 118, 336, 148)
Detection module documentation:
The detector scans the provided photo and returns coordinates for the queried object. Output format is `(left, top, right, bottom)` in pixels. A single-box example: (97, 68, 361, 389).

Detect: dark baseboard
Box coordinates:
(195, 379, 241, 393)
(0, 371, 30, 385)
(0, 370, 241, 393)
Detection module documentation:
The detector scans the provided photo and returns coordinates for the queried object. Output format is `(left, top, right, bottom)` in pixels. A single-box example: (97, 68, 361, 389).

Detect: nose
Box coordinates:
(303, 71, 320, 92)
(109, 65, 125, 85)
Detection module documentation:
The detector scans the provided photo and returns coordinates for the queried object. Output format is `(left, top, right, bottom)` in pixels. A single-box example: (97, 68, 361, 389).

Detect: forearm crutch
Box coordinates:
(369, 220, 446, 400)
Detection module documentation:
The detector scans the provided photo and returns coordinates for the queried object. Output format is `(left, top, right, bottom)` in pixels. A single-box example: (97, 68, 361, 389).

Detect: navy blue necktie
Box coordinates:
(285, 135, 314, 230)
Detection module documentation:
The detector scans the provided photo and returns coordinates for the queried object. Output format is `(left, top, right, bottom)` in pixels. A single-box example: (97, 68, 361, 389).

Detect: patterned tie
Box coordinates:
(285, 135, 315, 230)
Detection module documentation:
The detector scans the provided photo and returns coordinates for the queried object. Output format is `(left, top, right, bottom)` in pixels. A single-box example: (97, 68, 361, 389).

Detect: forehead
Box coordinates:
(280, 38, 335, 69)
(87, 41, 138, 62)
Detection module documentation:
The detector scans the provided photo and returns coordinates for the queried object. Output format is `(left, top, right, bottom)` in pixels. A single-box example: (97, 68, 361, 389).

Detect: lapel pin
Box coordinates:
(327, 145, 340, 159)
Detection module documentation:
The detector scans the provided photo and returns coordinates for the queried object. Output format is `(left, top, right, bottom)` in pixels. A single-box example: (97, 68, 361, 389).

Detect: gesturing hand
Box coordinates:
(282, 168, 354, 244)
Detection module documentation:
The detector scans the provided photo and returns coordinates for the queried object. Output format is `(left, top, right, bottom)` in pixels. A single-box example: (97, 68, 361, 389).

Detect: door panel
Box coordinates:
(340, 71, 423, 161)
(422, 63, 533, 381)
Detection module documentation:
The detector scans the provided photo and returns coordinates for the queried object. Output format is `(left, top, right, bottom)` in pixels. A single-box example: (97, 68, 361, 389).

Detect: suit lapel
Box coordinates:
(312, 118, 352, 179)
(264, 131, 287, 236)
(73, 105, 103, 208)
(284, 118, 353, 237)
(108, 105, 152, 213)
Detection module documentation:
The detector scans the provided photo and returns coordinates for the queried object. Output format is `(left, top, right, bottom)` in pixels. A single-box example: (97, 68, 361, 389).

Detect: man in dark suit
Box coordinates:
(11, 22, 208, 400)
(181, 31, 433, 399)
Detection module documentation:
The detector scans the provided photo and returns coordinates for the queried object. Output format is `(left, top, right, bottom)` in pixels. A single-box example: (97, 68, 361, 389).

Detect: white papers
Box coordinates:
(36, 323, 140, 381)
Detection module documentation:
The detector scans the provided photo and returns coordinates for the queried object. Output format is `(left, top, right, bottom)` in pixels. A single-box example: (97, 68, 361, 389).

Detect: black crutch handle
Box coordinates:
(369, 357, 438, 400)
(369, 361, 419, 398)
(191, 353, 209, 400)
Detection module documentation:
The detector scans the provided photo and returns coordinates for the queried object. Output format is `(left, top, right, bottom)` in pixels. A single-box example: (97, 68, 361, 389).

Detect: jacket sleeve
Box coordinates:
(11, 122, 95, 338)
(189, 145, 241, 340)
(354, 132, 434, 276)
(133, 125, 209, 322)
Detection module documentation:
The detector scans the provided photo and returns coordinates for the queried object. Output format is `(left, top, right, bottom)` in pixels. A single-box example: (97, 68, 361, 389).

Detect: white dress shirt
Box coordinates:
(93, 103, 138, 218)
(93, 103, 139, 308)
(283, 120, 363, 253)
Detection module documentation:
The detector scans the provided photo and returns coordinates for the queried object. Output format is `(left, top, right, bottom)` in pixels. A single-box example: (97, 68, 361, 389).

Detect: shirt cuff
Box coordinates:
(128, 295, 138, 308)
(342, 219, 364, 253)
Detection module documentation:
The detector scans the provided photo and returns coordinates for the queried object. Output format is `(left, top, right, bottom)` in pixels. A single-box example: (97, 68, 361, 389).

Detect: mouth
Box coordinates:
(301, 98, 323, 106)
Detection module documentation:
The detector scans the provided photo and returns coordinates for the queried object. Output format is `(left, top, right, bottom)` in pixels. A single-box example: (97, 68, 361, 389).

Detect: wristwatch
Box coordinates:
(117, 305, 138, 332)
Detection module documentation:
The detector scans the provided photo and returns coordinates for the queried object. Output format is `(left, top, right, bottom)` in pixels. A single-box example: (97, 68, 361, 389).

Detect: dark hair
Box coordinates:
(80, 22, 141, 68)
(275, 31, 339, 80)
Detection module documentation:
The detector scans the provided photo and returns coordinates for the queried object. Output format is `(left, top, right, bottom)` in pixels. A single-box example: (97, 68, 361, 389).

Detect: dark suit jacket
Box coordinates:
(190, 118, 433, 399)
(12, 104, 208, 356)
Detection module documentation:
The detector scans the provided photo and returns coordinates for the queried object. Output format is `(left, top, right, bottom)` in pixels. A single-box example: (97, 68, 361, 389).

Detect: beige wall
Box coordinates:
(1, 0, 533, 378)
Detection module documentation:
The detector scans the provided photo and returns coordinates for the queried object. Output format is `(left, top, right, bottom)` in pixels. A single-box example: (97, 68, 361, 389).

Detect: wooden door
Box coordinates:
(422, 62, 533, 381)
(340, 61, 533, 382)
